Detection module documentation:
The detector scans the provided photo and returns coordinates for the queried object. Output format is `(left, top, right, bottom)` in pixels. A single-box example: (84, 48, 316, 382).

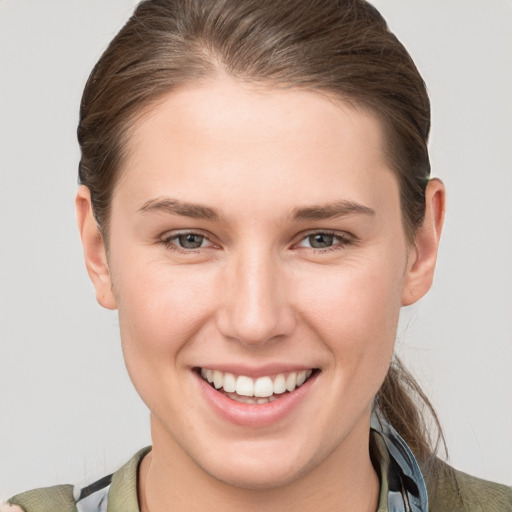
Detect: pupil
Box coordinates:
(310, 234, 333, 249)
(179, 234, 203, 249)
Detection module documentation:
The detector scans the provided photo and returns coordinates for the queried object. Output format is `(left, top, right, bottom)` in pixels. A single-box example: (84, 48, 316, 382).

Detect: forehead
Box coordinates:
(117, 78, 399, 218)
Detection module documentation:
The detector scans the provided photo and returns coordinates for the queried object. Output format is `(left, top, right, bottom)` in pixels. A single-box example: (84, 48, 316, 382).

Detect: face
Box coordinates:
(79, 77, 437, 490)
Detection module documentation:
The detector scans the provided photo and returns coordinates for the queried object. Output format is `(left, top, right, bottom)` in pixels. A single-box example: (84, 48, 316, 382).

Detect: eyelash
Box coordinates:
(159, 230, 353, 254)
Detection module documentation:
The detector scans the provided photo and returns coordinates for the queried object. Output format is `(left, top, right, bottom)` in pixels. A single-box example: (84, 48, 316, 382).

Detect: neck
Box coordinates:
(139, 414, 380, 512)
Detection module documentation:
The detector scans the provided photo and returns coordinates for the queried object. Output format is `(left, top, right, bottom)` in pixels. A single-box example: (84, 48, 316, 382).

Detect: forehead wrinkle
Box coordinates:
(291, 200, 376, 221)
(138, 197, 224, 221)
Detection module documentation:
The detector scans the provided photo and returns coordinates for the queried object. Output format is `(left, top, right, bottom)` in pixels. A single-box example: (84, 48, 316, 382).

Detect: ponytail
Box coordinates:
(377, 357, 447, 464)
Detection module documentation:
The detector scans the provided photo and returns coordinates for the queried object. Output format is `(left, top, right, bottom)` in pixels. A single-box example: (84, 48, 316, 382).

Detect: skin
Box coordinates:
(76, 77, 445, 512)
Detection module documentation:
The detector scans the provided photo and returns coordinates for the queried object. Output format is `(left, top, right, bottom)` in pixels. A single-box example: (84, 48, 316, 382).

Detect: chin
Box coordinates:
(205, 459, 310, 490)
(194, 438, 321, 491)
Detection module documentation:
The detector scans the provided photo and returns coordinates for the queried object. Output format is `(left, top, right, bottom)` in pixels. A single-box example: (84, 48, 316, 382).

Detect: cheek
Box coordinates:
(295, 252, 404, 383)
(112, 257, 223, 418)
(297, 254, 404, 335)
(112, 255, 219, 362)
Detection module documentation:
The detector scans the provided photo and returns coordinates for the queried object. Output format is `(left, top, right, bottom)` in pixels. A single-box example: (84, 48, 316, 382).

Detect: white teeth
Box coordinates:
(273, 374, 286, 394)
(236, 375, 254, 396)
(213, 370, 223, 389)
(254, 376, 274, 397)
(285, 372, 297, 391)
(223, 372, 236, 392)
(226, 393, 279, 405)
(296, 370, 307, 386)
(200, 368, 315, 399)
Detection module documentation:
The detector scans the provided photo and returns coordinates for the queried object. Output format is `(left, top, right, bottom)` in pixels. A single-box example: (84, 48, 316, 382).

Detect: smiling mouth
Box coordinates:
(198, 367, 318, 405)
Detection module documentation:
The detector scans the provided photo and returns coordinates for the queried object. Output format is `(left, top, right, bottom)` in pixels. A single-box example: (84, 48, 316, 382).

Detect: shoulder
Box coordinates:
(421, 458, 512, 512)
(3, 447, 150, 512)
(3, 485, 76, 512)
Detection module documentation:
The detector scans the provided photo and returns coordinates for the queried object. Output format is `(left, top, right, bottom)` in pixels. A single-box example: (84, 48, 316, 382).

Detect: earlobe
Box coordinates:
(401, 178, 446, 306)
(76, 186, 117, 310)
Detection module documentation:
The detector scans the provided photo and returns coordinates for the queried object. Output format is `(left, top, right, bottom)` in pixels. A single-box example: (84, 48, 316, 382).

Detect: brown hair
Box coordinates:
(78, 0, 444, 462)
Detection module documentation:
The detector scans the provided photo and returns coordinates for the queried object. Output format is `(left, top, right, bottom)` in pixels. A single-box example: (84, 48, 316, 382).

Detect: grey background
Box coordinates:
(1, 0, 511, 498)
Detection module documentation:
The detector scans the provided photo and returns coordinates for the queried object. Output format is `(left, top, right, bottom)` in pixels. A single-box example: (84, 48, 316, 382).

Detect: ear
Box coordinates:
(76, 186, 117, 310)
(401, 178, 446, 306)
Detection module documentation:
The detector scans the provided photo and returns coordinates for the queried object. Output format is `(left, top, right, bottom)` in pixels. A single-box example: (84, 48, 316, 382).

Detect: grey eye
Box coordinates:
(307, 233, 335, 249)
(177, 233, 205, 249)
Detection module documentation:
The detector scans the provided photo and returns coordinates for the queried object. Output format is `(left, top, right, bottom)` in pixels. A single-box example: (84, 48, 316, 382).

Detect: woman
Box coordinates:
(3, 0, 511, 510)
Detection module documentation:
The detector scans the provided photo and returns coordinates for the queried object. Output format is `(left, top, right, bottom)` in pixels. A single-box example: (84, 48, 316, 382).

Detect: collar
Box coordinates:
(370, 412, 429, 512)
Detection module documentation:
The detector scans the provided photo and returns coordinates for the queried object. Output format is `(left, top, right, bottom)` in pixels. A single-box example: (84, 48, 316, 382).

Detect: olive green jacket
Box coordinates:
(422, 459, 512, 511)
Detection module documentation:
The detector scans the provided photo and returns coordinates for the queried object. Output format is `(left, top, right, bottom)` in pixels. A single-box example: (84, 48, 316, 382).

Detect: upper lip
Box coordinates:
(194, 364, 318, 378)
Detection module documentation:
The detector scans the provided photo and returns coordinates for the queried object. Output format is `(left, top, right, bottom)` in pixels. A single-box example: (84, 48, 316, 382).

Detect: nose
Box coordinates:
(216, 248, 296, 347)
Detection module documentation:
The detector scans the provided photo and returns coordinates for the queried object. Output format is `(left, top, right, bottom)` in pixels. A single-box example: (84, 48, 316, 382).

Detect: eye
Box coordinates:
(306, 233, 336, 249)
(176, 233, 207, 249)
(161, 231, 213, 251)
(296, 231, 351, 251)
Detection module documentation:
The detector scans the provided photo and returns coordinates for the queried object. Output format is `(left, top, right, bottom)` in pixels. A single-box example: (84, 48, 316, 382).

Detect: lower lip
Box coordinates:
(195, 371, 318, 428)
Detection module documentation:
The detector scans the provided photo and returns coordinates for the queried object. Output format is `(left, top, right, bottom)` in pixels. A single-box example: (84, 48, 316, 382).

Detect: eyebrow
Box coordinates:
(138, 197, 222, 221)
(138, 197, 375, 222)
(291, 200, 376, 221)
